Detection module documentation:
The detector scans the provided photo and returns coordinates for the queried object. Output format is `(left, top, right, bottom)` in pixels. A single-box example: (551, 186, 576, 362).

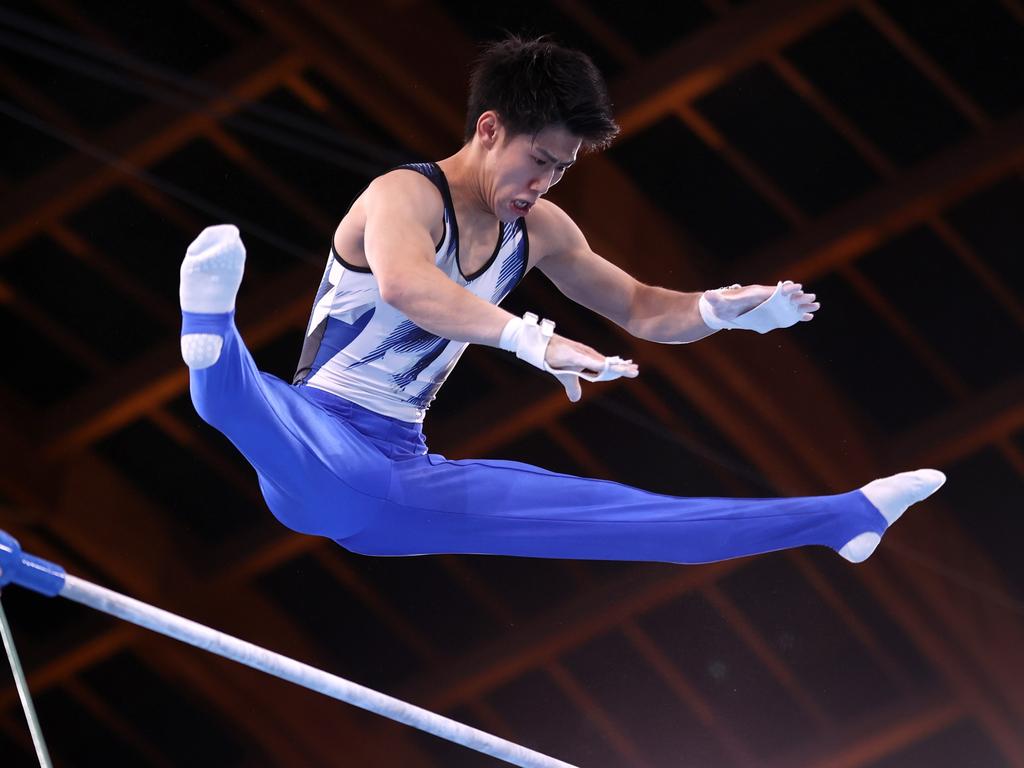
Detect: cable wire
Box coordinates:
(0, 98, 323, 265)
(0, 597, 53, 768)
(0, 5, 405, 170)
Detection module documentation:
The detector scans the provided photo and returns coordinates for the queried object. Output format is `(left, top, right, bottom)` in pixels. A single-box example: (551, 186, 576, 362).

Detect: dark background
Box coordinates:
(1, 0, 1023, 765)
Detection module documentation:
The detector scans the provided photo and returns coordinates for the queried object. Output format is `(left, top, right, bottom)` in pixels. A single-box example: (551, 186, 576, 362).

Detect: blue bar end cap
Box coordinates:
(0, 530, 66, 597)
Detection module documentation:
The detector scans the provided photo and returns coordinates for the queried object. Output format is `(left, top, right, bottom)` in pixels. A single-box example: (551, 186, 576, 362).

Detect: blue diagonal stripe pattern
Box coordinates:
(348, 319, 451, 400)
(491, 222, 527, 302)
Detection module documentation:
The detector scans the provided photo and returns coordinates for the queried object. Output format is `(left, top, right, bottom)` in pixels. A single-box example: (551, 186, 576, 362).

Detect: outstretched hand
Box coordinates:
(700, 281, 820, 336)
(544, 335, 639, 402)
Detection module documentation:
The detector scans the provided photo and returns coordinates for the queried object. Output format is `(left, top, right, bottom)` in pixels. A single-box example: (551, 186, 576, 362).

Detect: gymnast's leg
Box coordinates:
(180, 225, 388, 539)
(345, 454, 944, 564)
(179, 226, 943, 565)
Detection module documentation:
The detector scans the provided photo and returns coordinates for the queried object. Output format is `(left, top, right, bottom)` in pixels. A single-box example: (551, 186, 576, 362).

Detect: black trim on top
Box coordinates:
(396, 163, 448, 251)
(328, 163, 449, 275)
(428, 163, 507, 283)
(330, 174, 373, 273)
(461, 222, 505, 282)
(423, 162, 459, 264)
(329, 162, 519, 284)
(331, 243, 372, 273)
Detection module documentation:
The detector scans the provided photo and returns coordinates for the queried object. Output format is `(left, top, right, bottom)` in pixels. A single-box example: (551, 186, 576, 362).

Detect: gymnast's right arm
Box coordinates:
(363, 171, 633, 395)
(362, 171, 514, 346)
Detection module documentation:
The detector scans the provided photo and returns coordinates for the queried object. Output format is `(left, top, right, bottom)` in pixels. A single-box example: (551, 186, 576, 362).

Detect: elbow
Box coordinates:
(377, 275, 433, 324)
(377, 279, 401, 308)
(377, 274, 413, 310)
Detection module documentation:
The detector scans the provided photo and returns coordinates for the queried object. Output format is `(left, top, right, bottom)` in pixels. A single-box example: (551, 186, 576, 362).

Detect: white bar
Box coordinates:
(59, 575, 576, 768)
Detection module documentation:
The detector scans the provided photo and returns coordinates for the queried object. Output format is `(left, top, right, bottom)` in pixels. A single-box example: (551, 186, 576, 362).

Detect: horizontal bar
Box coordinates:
(0, 530, 574, 767)
(57, 574, 575, 767)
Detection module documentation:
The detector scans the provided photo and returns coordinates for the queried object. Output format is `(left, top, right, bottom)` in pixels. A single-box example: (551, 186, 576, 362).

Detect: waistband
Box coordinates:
(296, 384, 428, 459)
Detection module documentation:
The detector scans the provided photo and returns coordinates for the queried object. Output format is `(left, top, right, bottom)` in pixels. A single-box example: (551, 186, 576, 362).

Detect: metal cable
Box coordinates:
(0, 596, 53, 768)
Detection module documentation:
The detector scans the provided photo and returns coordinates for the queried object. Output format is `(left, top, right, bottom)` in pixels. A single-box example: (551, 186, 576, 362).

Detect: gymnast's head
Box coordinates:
(463, 36, 620, 220)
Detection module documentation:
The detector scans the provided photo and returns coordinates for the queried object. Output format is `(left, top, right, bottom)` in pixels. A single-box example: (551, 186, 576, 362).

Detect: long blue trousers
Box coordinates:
(184, 311, 886, 562)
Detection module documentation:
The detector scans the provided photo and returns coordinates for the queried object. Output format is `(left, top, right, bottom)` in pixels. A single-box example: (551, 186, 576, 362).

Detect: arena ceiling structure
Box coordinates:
(1, 1, 1023, 765)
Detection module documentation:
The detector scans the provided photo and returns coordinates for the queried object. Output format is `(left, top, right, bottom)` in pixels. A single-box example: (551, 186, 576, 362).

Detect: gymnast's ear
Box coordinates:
(475, 111, 501, 148)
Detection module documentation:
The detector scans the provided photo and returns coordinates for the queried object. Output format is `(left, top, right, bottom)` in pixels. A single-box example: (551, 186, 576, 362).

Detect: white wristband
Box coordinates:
(698, 293, 727, 330)
(498, 316, 522, 352)
(499, 312, 555, 369)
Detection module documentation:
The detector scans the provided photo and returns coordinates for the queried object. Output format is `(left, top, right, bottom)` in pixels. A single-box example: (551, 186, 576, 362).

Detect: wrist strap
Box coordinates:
(499, 312, 555, 369)
(700, 281, 803, 334)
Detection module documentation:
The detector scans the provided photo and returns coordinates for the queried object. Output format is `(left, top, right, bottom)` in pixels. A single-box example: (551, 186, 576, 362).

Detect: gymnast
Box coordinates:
(178, 36, 944, 565)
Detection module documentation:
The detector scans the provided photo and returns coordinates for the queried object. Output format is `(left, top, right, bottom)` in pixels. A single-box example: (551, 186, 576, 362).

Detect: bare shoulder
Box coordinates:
(335, 168, 444, 260)
(363, 168, 444, 224)
(527, 199, 589, 265)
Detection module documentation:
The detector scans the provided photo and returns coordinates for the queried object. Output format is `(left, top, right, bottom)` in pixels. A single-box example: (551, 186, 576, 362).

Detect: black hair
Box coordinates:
(464, 35, 619, 151)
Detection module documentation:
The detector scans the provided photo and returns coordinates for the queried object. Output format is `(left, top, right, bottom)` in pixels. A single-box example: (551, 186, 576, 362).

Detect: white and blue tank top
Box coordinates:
(294, 163, 529, 423)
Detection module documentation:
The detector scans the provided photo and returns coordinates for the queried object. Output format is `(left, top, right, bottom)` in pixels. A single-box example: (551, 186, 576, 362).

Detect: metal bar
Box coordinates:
(56, 574, 575, 768)
(0, 599, 54, 768)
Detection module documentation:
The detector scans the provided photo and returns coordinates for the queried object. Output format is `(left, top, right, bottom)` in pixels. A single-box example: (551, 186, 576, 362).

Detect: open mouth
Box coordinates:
(511, 199, 533, 214)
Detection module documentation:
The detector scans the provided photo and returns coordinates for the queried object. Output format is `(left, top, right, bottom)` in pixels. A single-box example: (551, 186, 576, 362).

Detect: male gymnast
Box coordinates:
(178, 36, 944, 565)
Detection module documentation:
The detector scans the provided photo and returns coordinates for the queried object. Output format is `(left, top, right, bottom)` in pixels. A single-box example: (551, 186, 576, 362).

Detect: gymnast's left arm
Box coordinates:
(534, 203, 820, 342)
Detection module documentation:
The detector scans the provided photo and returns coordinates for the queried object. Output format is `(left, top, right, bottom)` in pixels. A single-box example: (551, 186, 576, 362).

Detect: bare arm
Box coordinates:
(363, 172, 623, 376)
(363, 171, 514, 346)
(534, 202, 818, 342)
(534, 203, 714, 343)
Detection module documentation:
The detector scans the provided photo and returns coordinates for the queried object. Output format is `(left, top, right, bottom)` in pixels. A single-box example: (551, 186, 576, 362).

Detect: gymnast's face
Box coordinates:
(478, 113, 581, 222)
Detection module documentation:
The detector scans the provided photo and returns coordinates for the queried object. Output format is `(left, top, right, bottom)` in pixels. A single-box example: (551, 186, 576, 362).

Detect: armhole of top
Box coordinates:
(402, 163, 450, 252)
(331, 165, 446, 272)
(332, 177, 373, 273)
(331, 242, 372, 273)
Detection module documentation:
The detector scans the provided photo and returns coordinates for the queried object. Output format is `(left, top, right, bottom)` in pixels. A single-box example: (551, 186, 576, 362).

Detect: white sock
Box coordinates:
(838, 533, 882, 564)
(180, 224, 246, 313)
(860, 469, 946, 526)
(180, 225, 245, 369)
(838, 469, 946, 563)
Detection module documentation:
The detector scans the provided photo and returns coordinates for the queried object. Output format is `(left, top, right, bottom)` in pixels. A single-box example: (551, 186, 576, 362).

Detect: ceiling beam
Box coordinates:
(611, 0, 856, 135)
(740, 111, 1024, 281)
(891, 374, 1024, 468)
(0, 43, 306, 255)
(858, 0, 989, 129)
(39, 263, 316, 457)
(857, 545, 1024, 764)
(402, 560, 735, 711)
(773, 693, 965, 768)
(234, 0, 454, 158)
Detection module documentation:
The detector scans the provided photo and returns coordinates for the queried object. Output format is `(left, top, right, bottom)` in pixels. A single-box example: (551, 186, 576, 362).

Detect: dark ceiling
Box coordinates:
(1, 1, 1023, 766)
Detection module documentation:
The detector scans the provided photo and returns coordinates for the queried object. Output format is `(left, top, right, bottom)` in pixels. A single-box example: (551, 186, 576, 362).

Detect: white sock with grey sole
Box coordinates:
(838, 469, 946, 563)
(180, 224, 246, 369)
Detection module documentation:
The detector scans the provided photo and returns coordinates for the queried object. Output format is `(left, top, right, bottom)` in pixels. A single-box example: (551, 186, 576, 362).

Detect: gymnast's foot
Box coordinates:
(179, 224, 245, 369)
(838, 469, 947, 563)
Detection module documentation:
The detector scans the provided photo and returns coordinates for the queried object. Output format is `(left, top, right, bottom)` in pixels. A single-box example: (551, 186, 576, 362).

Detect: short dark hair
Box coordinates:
(464, 36, 619, 151)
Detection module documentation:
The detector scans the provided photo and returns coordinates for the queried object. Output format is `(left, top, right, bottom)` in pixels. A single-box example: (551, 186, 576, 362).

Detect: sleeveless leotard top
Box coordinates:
(294, 162, 529, 423)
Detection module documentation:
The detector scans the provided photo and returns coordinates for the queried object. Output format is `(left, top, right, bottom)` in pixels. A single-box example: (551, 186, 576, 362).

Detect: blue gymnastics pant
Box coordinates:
(184, 311, 886, 563)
